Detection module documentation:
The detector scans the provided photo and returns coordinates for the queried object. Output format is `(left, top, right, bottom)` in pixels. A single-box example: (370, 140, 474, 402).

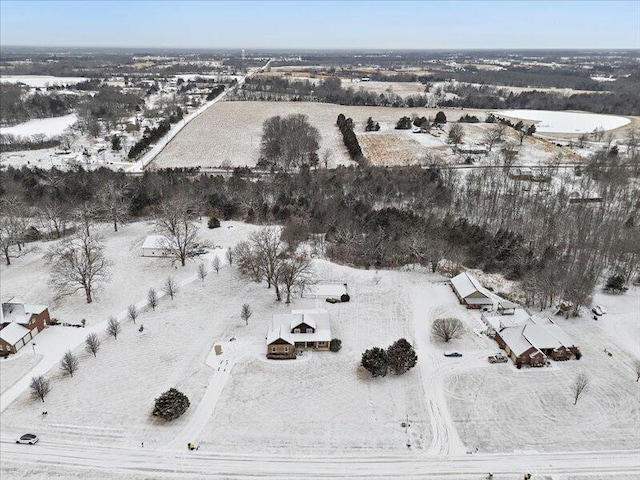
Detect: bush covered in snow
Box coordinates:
(152, 388, 190, 421)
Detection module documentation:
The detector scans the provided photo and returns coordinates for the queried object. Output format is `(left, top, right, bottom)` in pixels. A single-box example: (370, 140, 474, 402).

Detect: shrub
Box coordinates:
(605, 274, 627, 293)
(361, 347, 388, 377)
(208, 216, 221, 229)
(152, 388, 190, 421)
(387, 338, 417, 375)
(330, 338, 342, 352)
(431, 318, 464, 343)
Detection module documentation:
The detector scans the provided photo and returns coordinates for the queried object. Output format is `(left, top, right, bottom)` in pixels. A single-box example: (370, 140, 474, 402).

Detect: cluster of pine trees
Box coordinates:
(336, 113, 364, 163)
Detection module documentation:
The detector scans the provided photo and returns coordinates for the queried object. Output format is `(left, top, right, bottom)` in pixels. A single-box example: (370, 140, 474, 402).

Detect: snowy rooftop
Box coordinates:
(267, 310, 331, 345)
(141, 235, 168, 250)
(451, 272, 491, 300)
(499, 325, 535, 356)
(1, 299, 47, 325)
(0, 322, 31, 345)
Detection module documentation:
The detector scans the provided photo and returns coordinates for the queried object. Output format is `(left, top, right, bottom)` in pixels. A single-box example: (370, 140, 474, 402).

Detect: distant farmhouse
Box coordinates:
(267, 310, 331, 359)
(0, 299, 50, 355)
(450, 272, 494, 309)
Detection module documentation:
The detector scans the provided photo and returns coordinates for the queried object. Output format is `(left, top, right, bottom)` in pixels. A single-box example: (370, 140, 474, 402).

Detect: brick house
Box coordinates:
(266, 310, 331, 360)
(0, 299, 50, 355)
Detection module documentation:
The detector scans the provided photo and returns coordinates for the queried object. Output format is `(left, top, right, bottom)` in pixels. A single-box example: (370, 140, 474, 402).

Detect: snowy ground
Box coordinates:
(0, 114, 77, 138)
(0, 75, 89, 87)
(1, 221, 638, 478)
(493, 110, 631, 134)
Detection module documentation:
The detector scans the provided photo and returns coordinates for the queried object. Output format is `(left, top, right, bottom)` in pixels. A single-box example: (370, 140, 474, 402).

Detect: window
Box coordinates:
(318, 342, 325, 346)
(294, 328, 300, 334)
(284, 347, 289, 353)
(271, 347, 276, 353)
(306, 328, 313, 333)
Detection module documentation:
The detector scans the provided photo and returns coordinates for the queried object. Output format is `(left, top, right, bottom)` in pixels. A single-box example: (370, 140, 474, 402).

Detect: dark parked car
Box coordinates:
(444, 352, 463, 358)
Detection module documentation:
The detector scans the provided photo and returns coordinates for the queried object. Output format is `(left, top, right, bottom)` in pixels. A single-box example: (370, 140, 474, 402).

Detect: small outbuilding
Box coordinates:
(450, 272, 493, 309)
(141, 235, 171, 257)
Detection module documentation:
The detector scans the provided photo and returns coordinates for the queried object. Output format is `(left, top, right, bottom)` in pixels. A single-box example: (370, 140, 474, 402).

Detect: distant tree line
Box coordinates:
(0, 83, 78, 126)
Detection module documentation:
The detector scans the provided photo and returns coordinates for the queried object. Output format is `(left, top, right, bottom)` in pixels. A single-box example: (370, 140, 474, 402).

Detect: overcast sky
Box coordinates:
(1, 0, 639, 50)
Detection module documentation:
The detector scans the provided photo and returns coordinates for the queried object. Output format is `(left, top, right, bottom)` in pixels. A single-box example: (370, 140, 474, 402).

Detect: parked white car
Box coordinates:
(16, 433, 39, 445)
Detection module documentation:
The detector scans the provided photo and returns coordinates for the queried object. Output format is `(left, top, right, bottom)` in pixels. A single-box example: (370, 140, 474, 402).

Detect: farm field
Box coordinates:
(0, 113, 77, 138)
(150, 101, 487, 169)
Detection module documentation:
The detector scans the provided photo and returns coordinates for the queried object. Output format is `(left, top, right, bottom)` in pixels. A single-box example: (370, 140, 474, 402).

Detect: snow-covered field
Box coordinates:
(151, 102, 487, 169)
(494, 109, 631, 134)
(0, 114, 77, 138)
(1, 220, 639, 478)
(0, 75, 89, 87)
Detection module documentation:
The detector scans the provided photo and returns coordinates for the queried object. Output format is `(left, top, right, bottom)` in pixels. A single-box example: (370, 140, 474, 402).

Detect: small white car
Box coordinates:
(592, 305, 607, 316)
(16, 434, 39, 445)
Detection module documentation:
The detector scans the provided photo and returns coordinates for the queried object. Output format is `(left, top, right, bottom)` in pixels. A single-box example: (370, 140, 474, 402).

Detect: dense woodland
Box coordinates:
(1, 154, 638, 314)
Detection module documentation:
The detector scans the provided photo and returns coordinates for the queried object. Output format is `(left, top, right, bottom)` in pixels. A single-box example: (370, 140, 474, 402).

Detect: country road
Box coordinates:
(2, 440, 639, 478)
(127, 59, 272, 173)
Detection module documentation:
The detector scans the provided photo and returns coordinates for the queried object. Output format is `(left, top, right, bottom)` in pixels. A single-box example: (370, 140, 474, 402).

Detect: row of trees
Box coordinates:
(336, 114, 364, 163)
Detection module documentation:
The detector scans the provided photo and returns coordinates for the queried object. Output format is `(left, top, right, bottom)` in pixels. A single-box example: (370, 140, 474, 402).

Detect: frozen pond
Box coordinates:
(0, 114, 77, 138)
(493, 109, 630, 134)
(0, 75, 89, 87)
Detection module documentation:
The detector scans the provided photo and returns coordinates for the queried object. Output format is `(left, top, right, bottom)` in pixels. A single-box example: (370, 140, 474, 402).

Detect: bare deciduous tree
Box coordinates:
(279, 254, 314, 304)
(226, 248, 233, 266)
(47, 230, 112, 304)
(431, 318, 464, 343)
(572, 373, 590, 405)
(127, 304, 139, 323)
(163, 276, 178, 300)
(59, 350, 79, 377)
(37, 200, 70, 239)
(197, 263, 208, 282)
(250, 227, 286, 300)
(241, 303, 252, 326)
(212, 256, 221, 274)
(72, 201, 99, 237)
(147, 288, 158, 311)
(85, 333, 101, 357)
(98, 180, 129, 232)
(154, 197, 199, 267)
(482, 123, 507, 152)
(634, 359, 640, 382)
(107, 317, 121, 339)
(447, 123, 465, 152)
(30, 375, 51, 402)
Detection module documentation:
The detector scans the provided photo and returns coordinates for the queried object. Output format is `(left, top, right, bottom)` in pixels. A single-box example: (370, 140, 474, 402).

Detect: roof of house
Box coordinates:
(141, 235, 168, 250)
(498, 299, 518, 310)
(522, 324, 564, 351)
(451, 272, 492, 300)
(482, 308, 532, 330)
(267, 310, 331, 345)
(2, 300, 47, 325)
(499, 325, 536, 356)
(0, 322, 31, 345)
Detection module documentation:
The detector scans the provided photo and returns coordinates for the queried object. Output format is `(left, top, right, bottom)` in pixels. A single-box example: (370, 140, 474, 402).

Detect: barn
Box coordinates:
(450, 272, 493, 309)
